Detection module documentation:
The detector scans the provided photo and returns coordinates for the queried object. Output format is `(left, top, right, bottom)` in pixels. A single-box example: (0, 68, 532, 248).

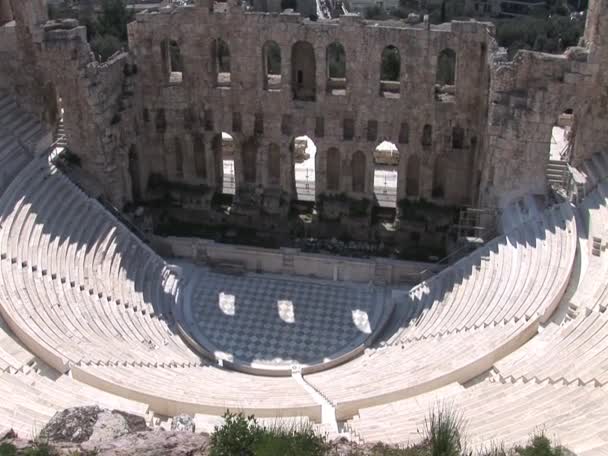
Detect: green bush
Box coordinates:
(424, 404, 466, 456)
(210, 412, 327, 456)
(0, 443, 17, 456)
(515, 432, 567, 456)
(210, 412, 260, 456)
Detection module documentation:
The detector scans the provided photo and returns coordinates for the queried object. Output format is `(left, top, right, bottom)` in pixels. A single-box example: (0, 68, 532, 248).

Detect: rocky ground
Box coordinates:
(0, 407, 416, 456)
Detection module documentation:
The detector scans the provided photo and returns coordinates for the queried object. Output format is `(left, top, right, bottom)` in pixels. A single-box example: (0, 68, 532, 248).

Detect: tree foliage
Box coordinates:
(495, 14, 585, 58)
(87, 0, 134, 62)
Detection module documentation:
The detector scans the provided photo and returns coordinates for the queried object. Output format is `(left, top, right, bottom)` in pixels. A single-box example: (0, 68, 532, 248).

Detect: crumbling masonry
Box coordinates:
(2, 0, 608, 242)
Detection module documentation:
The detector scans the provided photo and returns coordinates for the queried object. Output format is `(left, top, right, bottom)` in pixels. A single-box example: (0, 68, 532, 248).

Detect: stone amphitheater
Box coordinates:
(2, 0, 608, 454)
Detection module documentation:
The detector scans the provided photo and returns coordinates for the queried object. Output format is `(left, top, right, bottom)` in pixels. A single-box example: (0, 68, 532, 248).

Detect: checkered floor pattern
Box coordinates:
(183, 269, 385, 368)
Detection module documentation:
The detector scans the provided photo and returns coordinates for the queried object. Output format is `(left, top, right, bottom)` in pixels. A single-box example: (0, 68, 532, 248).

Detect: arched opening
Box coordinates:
(550, 109, 575, 163)
(435, 48, 456, 102)
(193, 133, 207, 179)
(380, 45, 400, 98)
(547, 109, 576, 192)
(174, 137, 184, 179)
(263, 41, 281, 91)
(291, 41, 316, 101)
(128, 145, 141, 202)
(161, 39, 183, 84)
(406, 154, 420, 197)
(327, 42, 346, 95)
(432, 156, 447, 199)
(351, 150, 366, 193)
(452, 126, 465, 149)
(293, 136, 317, 201)
(213, 38, 231, 88)
(241, 137, 258, 185)
(374, 141, 398, 208)
(213, 132, 236, 195)
(422, 124, 432, 149)
(326, 147, 341, 192)
(268, 143, 281, 187)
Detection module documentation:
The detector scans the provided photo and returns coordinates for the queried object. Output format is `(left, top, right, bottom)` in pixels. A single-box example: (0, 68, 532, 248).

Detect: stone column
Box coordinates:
(0, 0, 13, 24)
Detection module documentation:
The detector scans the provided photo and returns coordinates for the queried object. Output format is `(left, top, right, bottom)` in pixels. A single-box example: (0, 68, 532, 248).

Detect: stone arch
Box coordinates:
(422, 124, 432, 148)
(212, 38, 231, 87)
(436, 48, 456, 86)
(292, 136, 317, 201)
(432, 156, 447, 198)
(374, 141, 399, 208)
(327, 41, 346, 94)
(241, 137, 258, 184)
(263, 40, 281, 90)
(161, 38, 183, 84)
(174, 136, 184, 179)
(326, 147, 340, 191)
(406, 154, 420, 197)
(452, 125, 464, 149)
(351, 150, 366, 193)
(268, 143, 281, 186)
(212, 132, 237, 194)
(128, 145, 141, 201)
(380, 45, 400, 96)
(292, 41, 316, 101)
(399, 122, 409, 145)
(193, 133, 207, 178)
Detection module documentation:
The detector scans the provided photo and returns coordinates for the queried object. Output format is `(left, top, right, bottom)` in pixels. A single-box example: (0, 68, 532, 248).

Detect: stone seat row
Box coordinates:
(388, 202, 576, 344)
(0, 160, 200, 370)
(0, 363, 148, 438)
(302, 202, 577, 419)
(346, 378, 608, 454)
(0, 156, 320, 419)
(494, 309, 608, 385)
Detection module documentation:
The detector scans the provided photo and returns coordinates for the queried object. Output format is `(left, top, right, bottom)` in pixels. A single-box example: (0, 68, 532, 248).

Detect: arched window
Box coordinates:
(242, 138, 258, 184)
(213, 38, 231, 87)
(406, 154, 420, 197)
(128, 145, 141, 201)
(292, 41, 316, 101)
(161, 39, 183, 84)
(174, 137, 184, 179)
(263, 41, 281, 90)
(326, 147, 340, 191)
(436, 48, 456, 86)
(193, 134, 207, 178)
(432, 157, 447, 198)
(268, 144, 281, 186)
(399, 122, 409, 144)
(327, 42, 346, 94)
(452, 126, 464, 149)
(422, 124, 432, 148)
(380, 45, 400, 97)
(351, 150, 366, 193)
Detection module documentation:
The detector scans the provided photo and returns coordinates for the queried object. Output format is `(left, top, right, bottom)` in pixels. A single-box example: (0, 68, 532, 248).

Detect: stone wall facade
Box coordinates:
(3, 0, 608, 231)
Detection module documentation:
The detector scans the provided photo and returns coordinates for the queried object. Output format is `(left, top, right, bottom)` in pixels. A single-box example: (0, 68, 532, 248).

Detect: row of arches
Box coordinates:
(160, 38, 457, 100)
(164, 135, 444, 204)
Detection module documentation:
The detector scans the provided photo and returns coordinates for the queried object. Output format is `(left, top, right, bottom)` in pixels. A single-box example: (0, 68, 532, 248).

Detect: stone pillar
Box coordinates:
(0, 0, 13, 24)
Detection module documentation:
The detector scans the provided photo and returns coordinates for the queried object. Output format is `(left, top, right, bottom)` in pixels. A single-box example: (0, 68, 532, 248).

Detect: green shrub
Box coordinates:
(515, 432, 566, 456)
(424, 404, 466, 456)
(0, 442, 17, 456)
(210, 412, 260, 456)
(210, 412, 327, 456)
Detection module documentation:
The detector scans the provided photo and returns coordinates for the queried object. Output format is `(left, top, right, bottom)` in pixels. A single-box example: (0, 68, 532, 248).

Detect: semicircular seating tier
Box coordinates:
(0, 157, 319, 419)
(0, 99, 581, 434)
(304, 202, 577, 419)
(345, 171, 608, 455)
(0, 150, 578, 422)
